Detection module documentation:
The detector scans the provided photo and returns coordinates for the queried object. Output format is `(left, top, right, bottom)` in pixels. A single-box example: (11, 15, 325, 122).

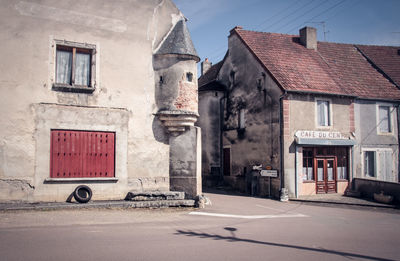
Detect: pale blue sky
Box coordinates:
(174, 0, 400, 65)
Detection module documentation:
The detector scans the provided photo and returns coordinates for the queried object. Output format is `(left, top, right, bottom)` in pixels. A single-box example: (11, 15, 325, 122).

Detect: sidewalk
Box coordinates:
(0, 199, 196, 211)
(290, 193, 399, 209)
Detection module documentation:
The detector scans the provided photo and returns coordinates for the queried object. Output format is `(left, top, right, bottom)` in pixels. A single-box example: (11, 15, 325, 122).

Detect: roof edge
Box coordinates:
(355, 45, 399, 88)
(230, 27, 287, 94)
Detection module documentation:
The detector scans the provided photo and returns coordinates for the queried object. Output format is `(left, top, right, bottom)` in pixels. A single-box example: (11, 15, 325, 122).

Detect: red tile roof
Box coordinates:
(356, 45, 400, 88)
(233, 28, 400, 100)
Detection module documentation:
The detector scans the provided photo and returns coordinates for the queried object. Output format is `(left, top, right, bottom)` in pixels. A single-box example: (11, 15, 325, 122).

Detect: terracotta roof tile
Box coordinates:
(356, 45, 400, 87)
(234, 29, 400, 100)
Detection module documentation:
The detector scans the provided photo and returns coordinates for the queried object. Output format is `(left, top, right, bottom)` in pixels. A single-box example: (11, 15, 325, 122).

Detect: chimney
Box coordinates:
(299, 27, 317, 50)
(201, 58, 212, 76)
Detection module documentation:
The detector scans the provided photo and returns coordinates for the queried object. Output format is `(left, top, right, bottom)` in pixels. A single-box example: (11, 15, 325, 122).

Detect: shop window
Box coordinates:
(316, 100, 330, 127)
(378, 105, 392, 134)
(53, 40, 96, 93)
(337, 147, 348, 180)
(302, 148, 314, 181)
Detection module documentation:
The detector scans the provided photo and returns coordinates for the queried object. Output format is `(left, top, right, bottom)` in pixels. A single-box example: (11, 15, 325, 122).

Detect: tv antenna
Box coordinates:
(308, 21, 329, 41)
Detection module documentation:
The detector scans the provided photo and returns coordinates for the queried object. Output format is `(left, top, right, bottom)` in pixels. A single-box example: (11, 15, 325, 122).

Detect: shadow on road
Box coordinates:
(175, 229, 395, 261)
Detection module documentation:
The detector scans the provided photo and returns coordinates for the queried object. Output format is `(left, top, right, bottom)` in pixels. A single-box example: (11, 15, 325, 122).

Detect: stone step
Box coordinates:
(0, 199, 196, 211)
(123, 199, 195, 208)
(125, 191, 185, 201)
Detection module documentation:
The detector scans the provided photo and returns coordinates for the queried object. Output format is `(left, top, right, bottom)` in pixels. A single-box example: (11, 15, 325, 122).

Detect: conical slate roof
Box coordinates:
(156, 20, 199, 62)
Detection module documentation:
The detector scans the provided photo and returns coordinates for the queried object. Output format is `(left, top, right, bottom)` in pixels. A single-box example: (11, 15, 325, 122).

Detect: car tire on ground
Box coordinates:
(73, 185, 92, 203)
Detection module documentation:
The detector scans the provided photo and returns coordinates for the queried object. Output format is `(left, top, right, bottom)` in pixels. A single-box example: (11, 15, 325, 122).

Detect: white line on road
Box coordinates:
(255, 204, 283, 211)
(188, 212, 309, 219)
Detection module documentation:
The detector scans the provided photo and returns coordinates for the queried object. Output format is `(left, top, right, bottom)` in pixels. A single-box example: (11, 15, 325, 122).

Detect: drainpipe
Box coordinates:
(398, 105, 400, 182)
(279, 91, 288, 193)
(219, 93, 226, 184)
(295, 145, 298, 198)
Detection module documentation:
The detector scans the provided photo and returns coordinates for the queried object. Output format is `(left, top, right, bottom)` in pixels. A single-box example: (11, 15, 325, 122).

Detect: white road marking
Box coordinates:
(189, 212, 308, 219)
(255, 204, 282, 211)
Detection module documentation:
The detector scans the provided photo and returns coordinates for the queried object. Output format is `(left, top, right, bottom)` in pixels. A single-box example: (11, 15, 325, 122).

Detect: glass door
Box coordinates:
(315, 158, 336, 193)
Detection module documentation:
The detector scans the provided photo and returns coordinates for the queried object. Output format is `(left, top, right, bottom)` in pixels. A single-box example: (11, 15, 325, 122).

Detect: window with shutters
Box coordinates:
(316, 99, 332, 127)
(52, 40, 96, 93)
(363, 149, 394, 181)
(377, 105, 393, 134)
(50, 130, 115, 178)
(364, 151, 376, 178)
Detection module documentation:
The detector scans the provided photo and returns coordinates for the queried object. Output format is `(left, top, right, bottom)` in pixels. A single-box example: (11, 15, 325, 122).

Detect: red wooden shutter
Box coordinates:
(50, 130, 115, 178)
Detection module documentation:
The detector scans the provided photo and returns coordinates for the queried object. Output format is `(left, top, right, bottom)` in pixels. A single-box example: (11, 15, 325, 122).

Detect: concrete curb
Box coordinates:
(0, 199, 196, 211)
(289, 198, 399, 209)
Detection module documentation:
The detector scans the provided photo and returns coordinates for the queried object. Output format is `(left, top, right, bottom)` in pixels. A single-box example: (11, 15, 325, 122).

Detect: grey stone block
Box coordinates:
(125, 191, 185, 201)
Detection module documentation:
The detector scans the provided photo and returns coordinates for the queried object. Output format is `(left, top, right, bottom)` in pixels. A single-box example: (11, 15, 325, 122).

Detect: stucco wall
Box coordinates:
(153, 57, 198, 113)
(198, 90, 223, 185)
(353, 100, 399, 182)
(0, 0, 188, 202)
(217, 33, 282, 197)
(284, 94, 353, 197)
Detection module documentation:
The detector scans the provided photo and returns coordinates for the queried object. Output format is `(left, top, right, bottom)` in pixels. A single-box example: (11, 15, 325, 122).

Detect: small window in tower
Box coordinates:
(186, 72, 193, 82)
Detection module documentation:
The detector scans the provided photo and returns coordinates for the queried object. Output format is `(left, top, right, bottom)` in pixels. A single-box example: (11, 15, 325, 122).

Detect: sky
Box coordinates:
(174, 0, 400, 66)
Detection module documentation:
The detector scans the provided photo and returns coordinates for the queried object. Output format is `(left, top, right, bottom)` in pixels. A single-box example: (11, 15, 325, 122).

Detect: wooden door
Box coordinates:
(223, 148, 231, 176)
(315, 158, 336, 193)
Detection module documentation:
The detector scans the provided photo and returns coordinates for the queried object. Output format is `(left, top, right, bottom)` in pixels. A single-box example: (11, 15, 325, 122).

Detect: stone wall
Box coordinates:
(0, 0, 198, 202)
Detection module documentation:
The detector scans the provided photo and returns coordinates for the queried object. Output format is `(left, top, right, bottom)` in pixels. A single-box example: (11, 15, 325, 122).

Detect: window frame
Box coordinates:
(363, 150, 376, 178)
(238, 109, 246, 130)
(362, 148, 393, 180)
(52, 40, 96, 93)
(302, 147, 315, 182)
(376, 103, 394, 135)
(315, 98, 333, 128)
(50, 129, 116, 179)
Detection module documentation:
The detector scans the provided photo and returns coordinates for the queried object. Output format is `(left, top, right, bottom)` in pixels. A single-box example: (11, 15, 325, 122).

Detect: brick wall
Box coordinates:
(283, 98, 290, 138)
(174, 81, 198, 113)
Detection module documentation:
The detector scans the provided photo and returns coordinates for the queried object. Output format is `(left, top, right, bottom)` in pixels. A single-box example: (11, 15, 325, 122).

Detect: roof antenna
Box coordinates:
(308, 21, 329, 41)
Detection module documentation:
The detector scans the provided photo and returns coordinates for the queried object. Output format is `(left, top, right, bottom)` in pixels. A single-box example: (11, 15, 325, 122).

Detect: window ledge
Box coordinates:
(377, 132, 394, 136)
(52, 84, 95, 93)
(302, 180, 315, 183)
(45, 177, 118, 183)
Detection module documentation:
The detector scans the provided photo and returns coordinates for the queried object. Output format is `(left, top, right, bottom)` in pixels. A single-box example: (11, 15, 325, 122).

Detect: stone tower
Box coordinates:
(153, 19, 201, 199)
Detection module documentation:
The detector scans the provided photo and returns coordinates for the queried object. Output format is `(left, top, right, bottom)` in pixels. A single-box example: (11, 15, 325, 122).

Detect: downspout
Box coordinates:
(219, 93, 227, 184)
(295, 144, 298, 198)
(398, 104, 400, 182)
(279, 91, 288, 193)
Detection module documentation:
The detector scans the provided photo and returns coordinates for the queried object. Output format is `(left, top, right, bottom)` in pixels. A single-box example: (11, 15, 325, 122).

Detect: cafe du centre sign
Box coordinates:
(295, 130, 345, 139)
(294, 130, 356, 146)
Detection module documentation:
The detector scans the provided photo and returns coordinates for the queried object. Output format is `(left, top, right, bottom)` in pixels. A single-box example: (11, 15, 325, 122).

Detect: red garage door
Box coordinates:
(50, 130, 115, 178)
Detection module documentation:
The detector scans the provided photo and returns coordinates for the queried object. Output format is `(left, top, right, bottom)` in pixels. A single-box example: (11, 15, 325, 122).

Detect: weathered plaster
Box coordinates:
(15, 1, 128, 33)
(0, 0, 195, 202)
(353, 100, 399, 182)
(212, 33, 282, 197)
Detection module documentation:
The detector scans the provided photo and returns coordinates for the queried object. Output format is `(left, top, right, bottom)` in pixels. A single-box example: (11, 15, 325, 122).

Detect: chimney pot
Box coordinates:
(201, 58, 212, 76)
(299, 27, 317, 50)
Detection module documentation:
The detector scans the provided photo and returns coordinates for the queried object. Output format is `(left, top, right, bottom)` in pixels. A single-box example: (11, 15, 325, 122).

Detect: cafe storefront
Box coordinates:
(295, 131, 356, 196)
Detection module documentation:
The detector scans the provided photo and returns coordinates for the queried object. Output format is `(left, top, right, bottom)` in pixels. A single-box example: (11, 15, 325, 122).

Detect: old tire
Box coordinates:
(73, 185, 92, 203)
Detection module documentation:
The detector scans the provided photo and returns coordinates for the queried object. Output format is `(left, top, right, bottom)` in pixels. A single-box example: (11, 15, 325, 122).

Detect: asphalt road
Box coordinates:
(1, 192, 399, 261)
